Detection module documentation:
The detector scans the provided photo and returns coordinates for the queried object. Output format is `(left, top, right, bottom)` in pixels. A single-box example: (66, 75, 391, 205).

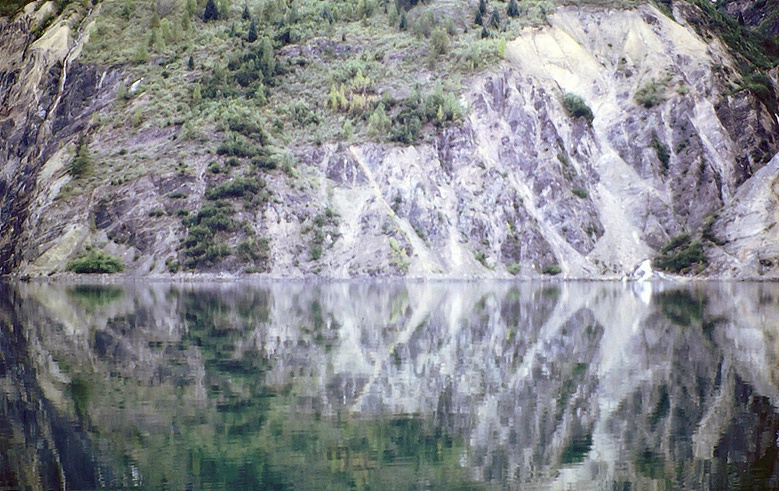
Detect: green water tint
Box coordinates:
(1, 281, 778, 490)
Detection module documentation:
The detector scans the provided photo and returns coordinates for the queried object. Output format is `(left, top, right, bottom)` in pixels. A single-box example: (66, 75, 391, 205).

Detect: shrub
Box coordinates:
(507, 0, 520, 17)
(217, 133, 262, 158)
(635, 80, 666, 108)
(367, 103, 392, 137)
(206, 177, 267, 205)
(741, 71, 778, 115)
(562, 93, 593, 124)
(541, 264, 562, 275)
(653, 233, 708, 274)
(70, 136, 91, 178)
(203, 0, 219, 21)
(67, 250, 125, 274)
(430, 27, 450, 56)
(650, 136, 670, 171)
(572, 187, 588, 199)
(148, 208, 166, 217)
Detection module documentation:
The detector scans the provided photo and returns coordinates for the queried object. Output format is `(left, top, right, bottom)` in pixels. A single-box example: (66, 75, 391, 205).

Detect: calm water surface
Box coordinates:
(1, 281, 778, 490)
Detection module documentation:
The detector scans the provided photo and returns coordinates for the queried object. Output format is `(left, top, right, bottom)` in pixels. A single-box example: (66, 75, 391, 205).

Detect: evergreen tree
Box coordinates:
(474, 8, 482, 26)
(242, 3, 250, 20)
(247, 18, 258, 42)
(203, 0, 219, 22)
(481, 26, 489, 38)
(489, 8, 500, 28)
(258, 37, 275, 78)
(478, 0, 487, 15)
(399, 11, 407, 30)
(188, 55, 195, 70)
(507, 0, 520, 17)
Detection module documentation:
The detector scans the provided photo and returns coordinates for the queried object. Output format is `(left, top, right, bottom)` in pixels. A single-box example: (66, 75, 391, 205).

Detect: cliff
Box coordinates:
(1, 0, 778, 279)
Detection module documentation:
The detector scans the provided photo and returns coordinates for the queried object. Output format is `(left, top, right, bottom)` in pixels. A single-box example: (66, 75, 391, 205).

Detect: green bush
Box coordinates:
(635, 80, 666, 108)
(650, 136, 670, 171)
(541, 264, 562, 275)
(217, 133, 263, 158)
(70, 136, 92, 178)
(653, 233, 708, 274)
(572, 187, 588, 199)
(430, 27, 450, 56)
(205, 177, 264, 200)
(562, 93, 593, 124)
(741, 71, 778, 115)
(67, 250, 125, 274)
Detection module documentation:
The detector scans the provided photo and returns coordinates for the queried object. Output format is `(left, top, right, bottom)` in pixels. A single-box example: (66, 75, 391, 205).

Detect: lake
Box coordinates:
(1, 280, 778, 490)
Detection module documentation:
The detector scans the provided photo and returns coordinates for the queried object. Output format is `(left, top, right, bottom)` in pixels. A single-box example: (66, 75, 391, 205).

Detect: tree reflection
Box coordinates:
(0, 281, 777, 489)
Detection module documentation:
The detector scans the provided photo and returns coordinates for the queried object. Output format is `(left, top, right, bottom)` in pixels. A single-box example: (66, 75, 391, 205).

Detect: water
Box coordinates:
(1, 280, 778, 490)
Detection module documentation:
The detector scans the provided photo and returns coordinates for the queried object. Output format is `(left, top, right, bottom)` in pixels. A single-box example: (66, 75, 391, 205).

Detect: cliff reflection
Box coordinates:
(1, 281, 778, 489)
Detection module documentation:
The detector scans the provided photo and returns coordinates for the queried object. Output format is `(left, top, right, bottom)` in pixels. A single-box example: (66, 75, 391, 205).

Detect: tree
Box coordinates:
(399, 11, 407, 30)
(242, 3, 250, 20)
(70, 136, 91, 178)
(247, 18, 258, 42)
(203, 0, 219, 22)
(478, 0, 487, 15)
(474, 8, 483, 26)
(507, 0, 520, 18)
(258, 37, 275, 78)
(188, 55, 195, 70)
(489, 8, 500, 28)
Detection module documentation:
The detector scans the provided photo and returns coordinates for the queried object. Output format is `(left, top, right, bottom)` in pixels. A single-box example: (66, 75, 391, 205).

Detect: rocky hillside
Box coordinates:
(1, 0, 778, 279)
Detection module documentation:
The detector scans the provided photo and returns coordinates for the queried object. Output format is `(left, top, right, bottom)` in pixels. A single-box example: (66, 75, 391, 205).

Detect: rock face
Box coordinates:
(1, 1, 778, 278)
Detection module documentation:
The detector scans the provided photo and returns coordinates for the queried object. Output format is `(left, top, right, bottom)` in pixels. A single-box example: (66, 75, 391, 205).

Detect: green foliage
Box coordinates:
(217, 133, 263, 158)
(653, 233, 708, 274)
(686, 0, 779, 72)
(181, 201, 236, 267)
(489, 8, 500, 28)
(507, 0, 520, 18)
(205, 177, 264, 201)
(562, 93, 593, 124)
(740, 71, 778, 115)
(571, 187, 588, 199)
(70, 136, 92, 178)
(67, 249, 125, 274)
(247, 18, 258, 42)
(635, 79, 667, 108)
(650, 136, 670, 171)
(367, 102, 392, 137)
(203, 0, 219, 21)
(541, 264, 562, 275)
(430, 27, 450, 56)
(0, 0, 29, 16)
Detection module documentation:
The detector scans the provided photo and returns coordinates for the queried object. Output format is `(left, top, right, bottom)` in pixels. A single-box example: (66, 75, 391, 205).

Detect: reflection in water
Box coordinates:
(1, 281, 778, 489)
